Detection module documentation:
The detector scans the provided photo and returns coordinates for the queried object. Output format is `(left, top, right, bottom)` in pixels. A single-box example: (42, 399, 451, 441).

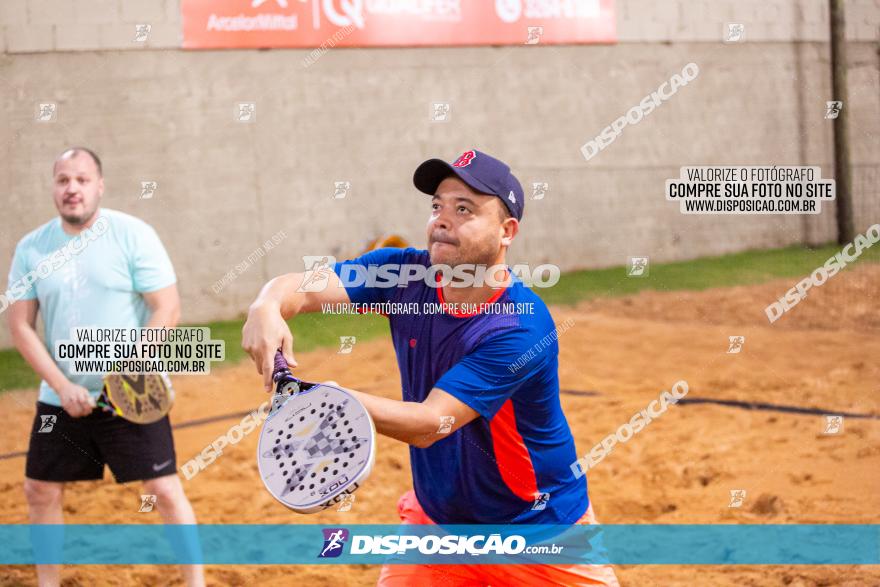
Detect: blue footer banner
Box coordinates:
(1, 524, 877, 565)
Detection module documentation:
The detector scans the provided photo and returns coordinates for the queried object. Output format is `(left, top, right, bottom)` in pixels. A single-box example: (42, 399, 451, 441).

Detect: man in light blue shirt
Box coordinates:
(6, 147, 204, 587)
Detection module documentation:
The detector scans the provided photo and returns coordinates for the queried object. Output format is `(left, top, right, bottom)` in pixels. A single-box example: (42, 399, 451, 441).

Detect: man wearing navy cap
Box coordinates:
(242, 150, 619, 585)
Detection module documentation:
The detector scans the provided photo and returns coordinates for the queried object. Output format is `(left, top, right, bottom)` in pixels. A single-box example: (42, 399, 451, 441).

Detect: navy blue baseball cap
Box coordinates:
(413, 149, 525, 221)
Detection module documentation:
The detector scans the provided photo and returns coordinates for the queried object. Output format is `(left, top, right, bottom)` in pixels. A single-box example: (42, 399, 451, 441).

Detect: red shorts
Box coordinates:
(377, 490, 620, 587)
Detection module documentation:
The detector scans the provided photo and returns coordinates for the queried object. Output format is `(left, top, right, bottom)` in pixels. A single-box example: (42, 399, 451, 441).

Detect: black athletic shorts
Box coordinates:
(26, 402, 177, 484)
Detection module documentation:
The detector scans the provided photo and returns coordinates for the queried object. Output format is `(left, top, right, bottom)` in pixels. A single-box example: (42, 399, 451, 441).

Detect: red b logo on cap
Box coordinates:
(452, 150, 476, 167)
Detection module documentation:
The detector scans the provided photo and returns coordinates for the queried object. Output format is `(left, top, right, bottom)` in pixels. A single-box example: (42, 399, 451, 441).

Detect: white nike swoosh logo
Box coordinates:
(152, 459, 173, 472)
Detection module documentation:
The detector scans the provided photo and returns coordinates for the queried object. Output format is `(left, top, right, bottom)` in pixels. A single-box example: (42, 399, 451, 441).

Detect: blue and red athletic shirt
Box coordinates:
(333, 247, 588, 524)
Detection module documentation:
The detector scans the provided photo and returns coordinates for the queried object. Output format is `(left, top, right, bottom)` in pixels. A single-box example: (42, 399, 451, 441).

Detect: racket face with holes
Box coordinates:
(257, 384, 375, 514)
(103, 373, 174, 424)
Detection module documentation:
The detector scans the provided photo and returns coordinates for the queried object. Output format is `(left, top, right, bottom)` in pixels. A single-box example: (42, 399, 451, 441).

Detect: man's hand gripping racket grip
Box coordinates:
(270, 350, 315, 413)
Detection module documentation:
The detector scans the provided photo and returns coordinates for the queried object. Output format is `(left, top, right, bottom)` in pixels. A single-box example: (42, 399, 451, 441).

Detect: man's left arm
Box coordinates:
(344, 386, 479, 449)
(336, 327, 543, 449)
(143, 284, 181, 328)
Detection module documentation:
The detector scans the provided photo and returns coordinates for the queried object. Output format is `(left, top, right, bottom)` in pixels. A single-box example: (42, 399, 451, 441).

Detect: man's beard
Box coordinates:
(428, 235, 498, 271)
(60, 204, 98, 226)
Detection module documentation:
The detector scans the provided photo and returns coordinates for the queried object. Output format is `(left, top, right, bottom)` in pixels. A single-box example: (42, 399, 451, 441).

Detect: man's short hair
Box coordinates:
(497, 201, 512, 222)
(55, 147, 103, 177)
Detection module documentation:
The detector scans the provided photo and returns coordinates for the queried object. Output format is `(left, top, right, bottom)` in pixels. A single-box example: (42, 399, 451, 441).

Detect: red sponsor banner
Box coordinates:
(182, 0, 616, 49)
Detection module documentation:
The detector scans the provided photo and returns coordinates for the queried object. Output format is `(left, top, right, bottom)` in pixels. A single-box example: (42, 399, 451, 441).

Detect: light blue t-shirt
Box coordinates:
(6, 208, 176, 406)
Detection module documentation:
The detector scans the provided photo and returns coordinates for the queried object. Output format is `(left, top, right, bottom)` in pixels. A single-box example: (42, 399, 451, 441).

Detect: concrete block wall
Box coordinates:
(1, 0, 180, 52)
(0, 0, 878, 348)
(617, 0, 880, 42)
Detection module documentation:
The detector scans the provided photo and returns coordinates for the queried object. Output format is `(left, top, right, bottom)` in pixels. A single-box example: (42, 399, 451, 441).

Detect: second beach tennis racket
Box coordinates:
(97, 372, 175, 424)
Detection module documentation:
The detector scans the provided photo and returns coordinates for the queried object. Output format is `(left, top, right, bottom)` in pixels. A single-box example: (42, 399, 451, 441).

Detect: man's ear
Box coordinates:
(500, 217, 519, 247)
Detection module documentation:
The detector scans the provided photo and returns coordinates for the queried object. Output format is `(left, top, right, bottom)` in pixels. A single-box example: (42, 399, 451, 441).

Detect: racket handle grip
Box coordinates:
(272, 350, 292, 382)
(270, 350, 299, 414)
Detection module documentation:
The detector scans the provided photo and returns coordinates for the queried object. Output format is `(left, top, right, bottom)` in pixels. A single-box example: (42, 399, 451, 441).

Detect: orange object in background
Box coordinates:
(362, 234, 409, 255)
(182, 0, 616, 49)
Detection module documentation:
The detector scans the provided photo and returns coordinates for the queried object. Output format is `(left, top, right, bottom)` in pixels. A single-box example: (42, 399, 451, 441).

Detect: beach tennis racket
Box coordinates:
(257, 351, 376, 514)
(96, 372, 175, 424)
